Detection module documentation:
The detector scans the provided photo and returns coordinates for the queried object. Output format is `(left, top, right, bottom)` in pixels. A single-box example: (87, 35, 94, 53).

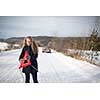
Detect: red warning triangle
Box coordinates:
(19, 51, 31, 69)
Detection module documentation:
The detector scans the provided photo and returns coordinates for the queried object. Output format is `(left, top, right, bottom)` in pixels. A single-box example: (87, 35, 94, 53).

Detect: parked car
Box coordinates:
(42, 47, 51, 53)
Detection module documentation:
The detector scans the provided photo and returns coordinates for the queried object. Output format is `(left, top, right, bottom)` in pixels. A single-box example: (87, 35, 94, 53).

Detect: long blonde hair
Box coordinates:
(22, 36, 38, 54)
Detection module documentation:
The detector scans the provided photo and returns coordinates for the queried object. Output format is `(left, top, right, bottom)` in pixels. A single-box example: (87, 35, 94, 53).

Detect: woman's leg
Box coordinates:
(25, 73, 30, 83)
(31, 72, 38, 83)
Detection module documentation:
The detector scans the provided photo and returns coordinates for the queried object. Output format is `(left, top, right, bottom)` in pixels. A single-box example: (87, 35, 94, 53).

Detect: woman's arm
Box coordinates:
(19, 47, 25, 61)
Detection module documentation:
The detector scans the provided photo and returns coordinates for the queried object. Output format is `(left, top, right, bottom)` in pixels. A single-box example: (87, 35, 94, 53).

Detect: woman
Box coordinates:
(19, 36, 38, 83)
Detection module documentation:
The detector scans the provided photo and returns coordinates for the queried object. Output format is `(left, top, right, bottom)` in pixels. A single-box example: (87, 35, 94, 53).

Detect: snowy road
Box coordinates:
(0, 47, 100, 83)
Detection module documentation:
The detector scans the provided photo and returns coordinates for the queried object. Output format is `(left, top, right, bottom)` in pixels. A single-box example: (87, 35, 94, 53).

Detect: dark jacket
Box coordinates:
(19, 45, 38, 73)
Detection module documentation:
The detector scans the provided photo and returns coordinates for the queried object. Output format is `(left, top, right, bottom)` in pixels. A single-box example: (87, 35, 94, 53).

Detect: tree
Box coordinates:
(89, 28, 100, 62)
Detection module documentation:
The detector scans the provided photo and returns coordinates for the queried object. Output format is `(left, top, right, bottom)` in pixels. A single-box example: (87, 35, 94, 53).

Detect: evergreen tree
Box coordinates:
(89, 29, 100, 62)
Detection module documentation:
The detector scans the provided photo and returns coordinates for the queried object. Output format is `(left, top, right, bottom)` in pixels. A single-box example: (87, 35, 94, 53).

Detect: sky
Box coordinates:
(0, 16, 100, 39)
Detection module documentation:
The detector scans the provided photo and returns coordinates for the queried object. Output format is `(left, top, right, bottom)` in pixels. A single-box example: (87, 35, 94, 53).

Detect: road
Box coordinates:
(0, 47, 100, 83)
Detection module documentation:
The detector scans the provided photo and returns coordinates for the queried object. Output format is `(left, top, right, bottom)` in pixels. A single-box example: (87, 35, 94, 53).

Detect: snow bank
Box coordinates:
(0, 42, 9, 51)
(64, 49, 100, 65)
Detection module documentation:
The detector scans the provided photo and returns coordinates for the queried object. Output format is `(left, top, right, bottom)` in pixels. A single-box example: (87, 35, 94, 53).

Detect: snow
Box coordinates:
(13, 44, 19, 47)
(0, 47, 100, 83)
(83, 51, 100, 65)
(0, 42, 9, 50)
(66, 49, 100, 65)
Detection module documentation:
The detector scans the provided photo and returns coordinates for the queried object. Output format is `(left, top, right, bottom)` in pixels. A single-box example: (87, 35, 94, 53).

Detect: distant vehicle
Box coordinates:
(42, 47, 51, 53)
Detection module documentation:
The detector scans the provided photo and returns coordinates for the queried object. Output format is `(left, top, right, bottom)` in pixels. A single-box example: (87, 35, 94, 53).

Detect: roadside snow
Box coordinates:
(66, 49, 100, 65)
(0, 42, 9, 50)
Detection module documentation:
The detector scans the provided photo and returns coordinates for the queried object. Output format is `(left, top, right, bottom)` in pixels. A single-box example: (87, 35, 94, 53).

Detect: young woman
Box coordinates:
(19, 36, 38, 83)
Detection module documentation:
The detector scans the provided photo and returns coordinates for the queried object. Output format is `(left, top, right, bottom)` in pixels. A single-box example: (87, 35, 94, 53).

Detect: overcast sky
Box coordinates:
(0, 16, 99, 39)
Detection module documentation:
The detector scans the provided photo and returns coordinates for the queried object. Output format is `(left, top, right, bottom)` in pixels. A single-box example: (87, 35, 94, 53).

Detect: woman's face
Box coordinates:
(26, 38, 32, 46)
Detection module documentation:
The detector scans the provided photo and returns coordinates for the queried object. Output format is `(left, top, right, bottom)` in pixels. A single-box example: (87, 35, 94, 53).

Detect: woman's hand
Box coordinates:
(19, 59, 25, 64)
(19, 55, 31, 64)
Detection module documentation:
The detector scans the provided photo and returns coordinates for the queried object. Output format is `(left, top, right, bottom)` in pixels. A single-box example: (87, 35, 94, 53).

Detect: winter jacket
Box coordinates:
(19, 45, 38, 73)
